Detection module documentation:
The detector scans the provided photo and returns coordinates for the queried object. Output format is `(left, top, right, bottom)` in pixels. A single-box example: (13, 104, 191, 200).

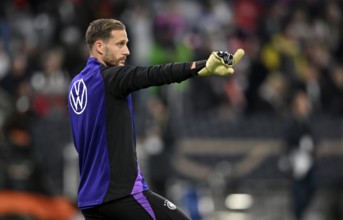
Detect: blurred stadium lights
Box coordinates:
(225, 193, 254, 211)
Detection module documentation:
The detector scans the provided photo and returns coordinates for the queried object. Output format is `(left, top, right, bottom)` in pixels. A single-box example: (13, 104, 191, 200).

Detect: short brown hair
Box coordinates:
(85, 19, 126, 49)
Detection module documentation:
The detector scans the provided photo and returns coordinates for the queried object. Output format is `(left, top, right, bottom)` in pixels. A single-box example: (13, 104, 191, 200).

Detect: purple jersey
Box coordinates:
(68, 57, 199, 209)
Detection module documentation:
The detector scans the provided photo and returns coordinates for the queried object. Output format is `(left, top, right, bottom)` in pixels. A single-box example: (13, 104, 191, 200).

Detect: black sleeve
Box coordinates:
(101, 61, 205, 98)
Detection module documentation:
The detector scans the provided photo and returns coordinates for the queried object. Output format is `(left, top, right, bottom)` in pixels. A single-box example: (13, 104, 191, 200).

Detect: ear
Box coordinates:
(94, 40, 104, 55)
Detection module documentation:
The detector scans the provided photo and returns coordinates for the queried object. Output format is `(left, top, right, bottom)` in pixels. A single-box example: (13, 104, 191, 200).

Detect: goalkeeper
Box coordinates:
(68, 18, 244, 220)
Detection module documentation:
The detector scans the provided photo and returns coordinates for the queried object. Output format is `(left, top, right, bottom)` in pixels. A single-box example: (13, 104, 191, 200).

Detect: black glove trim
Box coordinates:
(195, 60, 206, 72)
(216, 51, 233, 65)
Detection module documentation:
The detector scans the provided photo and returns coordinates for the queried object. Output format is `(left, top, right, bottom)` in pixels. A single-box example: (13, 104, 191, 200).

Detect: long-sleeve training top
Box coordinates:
(68, 57, 203, 210)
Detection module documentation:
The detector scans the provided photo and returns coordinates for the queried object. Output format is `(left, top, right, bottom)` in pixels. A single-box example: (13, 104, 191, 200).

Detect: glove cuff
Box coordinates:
(195, 60, 206, 72)
(194, 60, 207, 76)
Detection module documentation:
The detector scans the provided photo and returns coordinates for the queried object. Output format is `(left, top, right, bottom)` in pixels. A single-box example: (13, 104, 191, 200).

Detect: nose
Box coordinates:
(123, 45, 130, 56)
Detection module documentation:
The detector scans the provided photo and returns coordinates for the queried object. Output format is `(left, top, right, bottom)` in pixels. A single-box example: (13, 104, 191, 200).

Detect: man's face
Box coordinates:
(102, 30, 130, 66)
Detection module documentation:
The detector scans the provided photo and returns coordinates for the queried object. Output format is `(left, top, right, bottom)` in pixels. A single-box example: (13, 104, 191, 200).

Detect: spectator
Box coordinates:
(30, 47, 69, 117)
(279, 88, 319, 220)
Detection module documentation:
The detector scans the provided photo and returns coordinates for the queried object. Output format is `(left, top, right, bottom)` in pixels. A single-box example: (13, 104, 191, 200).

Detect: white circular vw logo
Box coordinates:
(69, 79, 87, 114)
(164, 200, 176, 210)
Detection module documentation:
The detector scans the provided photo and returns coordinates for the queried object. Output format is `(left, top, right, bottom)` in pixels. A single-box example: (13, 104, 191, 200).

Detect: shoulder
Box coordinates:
(100, 65, 138, 79)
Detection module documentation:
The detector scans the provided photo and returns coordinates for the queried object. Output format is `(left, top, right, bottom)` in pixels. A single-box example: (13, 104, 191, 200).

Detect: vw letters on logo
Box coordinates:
(69, 79, 87, 114)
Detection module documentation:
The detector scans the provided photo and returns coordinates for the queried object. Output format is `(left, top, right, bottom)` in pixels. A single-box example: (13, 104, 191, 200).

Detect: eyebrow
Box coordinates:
(116, 38, 128, 43)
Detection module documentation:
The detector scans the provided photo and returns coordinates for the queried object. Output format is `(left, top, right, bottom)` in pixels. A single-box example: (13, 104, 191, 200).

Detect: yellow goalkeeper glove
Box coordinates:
(198, 49, 245, 76)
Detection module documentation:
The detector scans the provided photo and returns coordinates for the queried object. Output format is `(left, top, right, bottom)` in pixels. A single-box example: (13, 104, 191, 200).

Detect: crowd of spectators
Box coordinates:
(0, 0, 342, 122)
(0, 0, 342, 219)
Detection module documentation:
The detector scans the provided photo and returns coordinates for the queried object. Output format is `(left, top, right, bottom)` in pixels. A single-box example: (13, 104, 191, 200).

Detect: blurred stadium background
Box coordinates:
(0, 0, 342, 219)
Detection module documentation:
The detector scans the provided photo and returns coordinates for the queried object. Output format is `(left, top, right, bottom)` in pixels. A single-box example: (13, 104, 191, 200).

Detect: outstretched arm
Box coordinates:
(102, 49, 244, 97)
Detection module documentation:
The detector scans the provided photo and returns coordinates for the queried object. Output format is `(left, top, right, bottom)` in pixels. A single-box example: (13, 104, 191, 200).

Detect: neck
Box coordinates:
(90, 53, 106, 66)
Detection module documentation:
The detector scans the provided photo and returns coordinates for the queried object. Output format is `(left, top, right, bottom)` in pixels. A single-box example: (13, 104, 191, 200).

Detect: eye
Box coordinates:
(117, 41, 126, 47)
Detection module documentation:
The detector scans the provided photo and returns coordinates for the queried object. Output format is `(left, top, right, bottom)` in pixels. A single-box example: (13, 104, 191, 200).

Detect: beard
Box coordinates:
(104, 59, 118, 67)
(103, 47, 120, 67)
(103, 53, 119, 67)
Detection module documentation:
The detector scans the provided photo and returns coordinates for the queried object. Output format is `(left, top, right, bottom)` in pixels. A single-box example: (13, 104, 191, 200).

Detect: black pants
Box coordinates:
(82, 190, 191, 220)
